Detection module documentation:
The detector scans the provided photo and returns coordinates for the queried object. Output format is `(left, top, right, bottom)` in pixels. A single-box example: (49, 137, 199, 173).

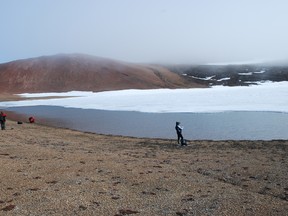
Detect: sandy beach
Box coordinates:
(0, 119, 287, 215)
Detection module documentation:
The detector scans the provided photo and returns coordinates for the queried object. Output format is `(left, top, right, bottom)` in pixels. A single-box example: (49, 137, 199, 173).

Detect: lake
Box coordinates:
(3, 106, 288, 140)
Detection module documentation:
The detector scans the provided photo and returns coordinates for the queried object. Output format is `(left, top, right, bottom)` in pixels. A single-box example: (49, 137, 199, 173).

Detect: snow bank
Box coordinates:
(1, 82, 287, 113)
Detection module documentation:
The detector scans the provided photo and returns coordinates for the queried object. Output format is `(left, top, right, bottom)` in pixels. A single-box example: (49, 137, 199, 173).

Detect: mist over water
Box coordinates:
(5, 106, 288, 140)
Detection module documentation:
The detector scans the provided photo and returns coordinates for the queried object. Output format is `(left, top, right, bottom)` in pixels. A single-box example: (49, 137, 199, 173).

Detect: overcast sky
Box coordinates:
(1, 0, 288, 64)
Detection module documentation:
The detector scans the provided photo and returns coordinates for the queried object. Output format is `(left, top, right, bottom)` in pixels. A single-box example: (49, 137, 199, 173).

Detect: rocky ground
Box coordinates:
(168, 64, 288, 86)
(0, 120, 287, 215)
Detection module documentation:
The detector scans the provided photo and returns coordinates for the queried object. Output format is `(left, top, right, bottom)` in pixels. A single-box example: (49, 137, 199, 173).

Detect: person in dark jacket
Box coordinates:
(0, 112, 7, 130)
(175, 121, 184, 145)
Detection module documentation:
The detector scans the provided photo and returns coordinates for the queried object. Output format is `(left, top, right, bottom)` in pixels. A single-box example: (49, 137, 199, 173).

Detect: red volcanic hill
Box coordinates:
(0, 54, 203, 93)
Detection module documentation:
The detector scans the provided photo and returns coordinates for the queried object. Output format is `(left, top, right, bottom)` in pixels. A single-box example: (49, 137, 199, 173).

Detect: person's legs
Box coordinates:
(177, 133, 180, 144)
(180, 134, 184, 145)
(177, 133, 183, 144)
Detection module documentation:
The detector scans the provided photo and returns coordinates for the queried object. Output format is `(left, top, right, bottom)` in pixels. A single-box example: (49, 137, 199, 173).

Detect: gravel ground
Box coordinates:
(0, 120, 287, 215)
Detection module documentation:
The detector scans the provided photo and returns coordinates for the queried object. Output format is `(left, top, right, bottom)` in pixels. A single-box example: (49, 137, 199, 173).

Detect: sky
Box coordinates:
(1, 0, 288, 64)
(1, 82, 287, 113)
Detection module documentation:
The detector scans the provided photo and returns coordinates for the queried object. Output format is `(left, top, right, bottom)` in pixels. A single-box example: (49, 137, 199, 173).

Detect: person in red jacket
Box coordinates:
(0, 111, 7, 130)
(29, 116, 35, 123)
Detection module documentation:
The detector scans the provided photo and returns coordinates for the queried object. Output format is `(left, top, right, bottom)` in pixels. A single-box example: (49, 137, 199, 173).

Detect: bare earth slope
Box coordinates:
(0, 54, 203, 93)
(0, 120, 287, 215)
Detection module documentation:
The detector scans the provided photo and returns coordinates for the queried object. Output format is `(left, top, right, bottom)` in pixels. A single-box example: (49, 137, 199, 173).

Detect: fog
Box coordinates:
(1, 0, 288, 64)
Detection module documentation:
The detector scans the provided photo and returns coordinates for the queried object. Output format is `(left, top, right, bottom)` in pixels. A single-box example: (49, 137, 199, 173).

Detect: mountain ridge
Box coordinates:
(0, 54, 204, 93)
(167, 63, 288, 86)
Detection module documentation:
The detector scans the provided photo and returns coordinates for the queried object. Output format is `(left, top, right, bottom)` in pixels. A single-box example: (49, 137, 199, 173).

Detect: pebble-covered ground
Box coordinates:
(0, 120, 287, 215)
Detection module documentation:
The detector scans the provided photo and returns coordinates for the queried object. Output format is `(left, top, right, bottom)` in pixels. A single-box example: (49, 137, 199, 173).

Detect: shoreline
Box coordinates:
(0, 119, 287, 215)
(0, 93, 21, 101)
(3, 106, 288, 141)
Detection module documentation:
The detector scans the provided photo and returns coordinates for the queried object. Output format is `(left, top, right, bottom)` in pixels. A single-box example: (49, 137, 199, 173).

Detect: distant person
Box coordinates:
(0, 111, 7, 130)
(29, 116, 35, 123)
(175, 121, 186, 145)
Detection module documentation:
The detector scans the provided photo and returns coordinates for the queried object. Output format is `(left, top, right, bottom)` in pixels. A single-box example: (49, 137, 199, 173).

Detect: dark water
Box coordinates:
(3, 106, 288, 140)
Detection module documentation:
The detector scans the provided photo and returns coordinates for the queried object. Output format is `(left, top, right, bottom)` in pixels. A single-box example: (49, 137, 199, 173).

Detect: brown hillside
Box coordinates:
(0, 54, 204, 93)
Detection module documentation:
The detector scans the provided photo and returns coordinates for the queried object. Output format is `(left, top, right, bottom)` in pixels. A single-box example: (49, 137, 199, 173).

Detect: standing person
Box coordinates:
(175, 121, 184, 145)
(0, 111, 7, 130)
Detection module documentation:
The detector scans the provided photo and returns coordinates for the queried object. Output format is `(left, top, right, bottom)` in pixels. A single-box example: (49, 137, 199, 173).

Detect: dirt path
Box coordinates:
(0, 120, 287, 215)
